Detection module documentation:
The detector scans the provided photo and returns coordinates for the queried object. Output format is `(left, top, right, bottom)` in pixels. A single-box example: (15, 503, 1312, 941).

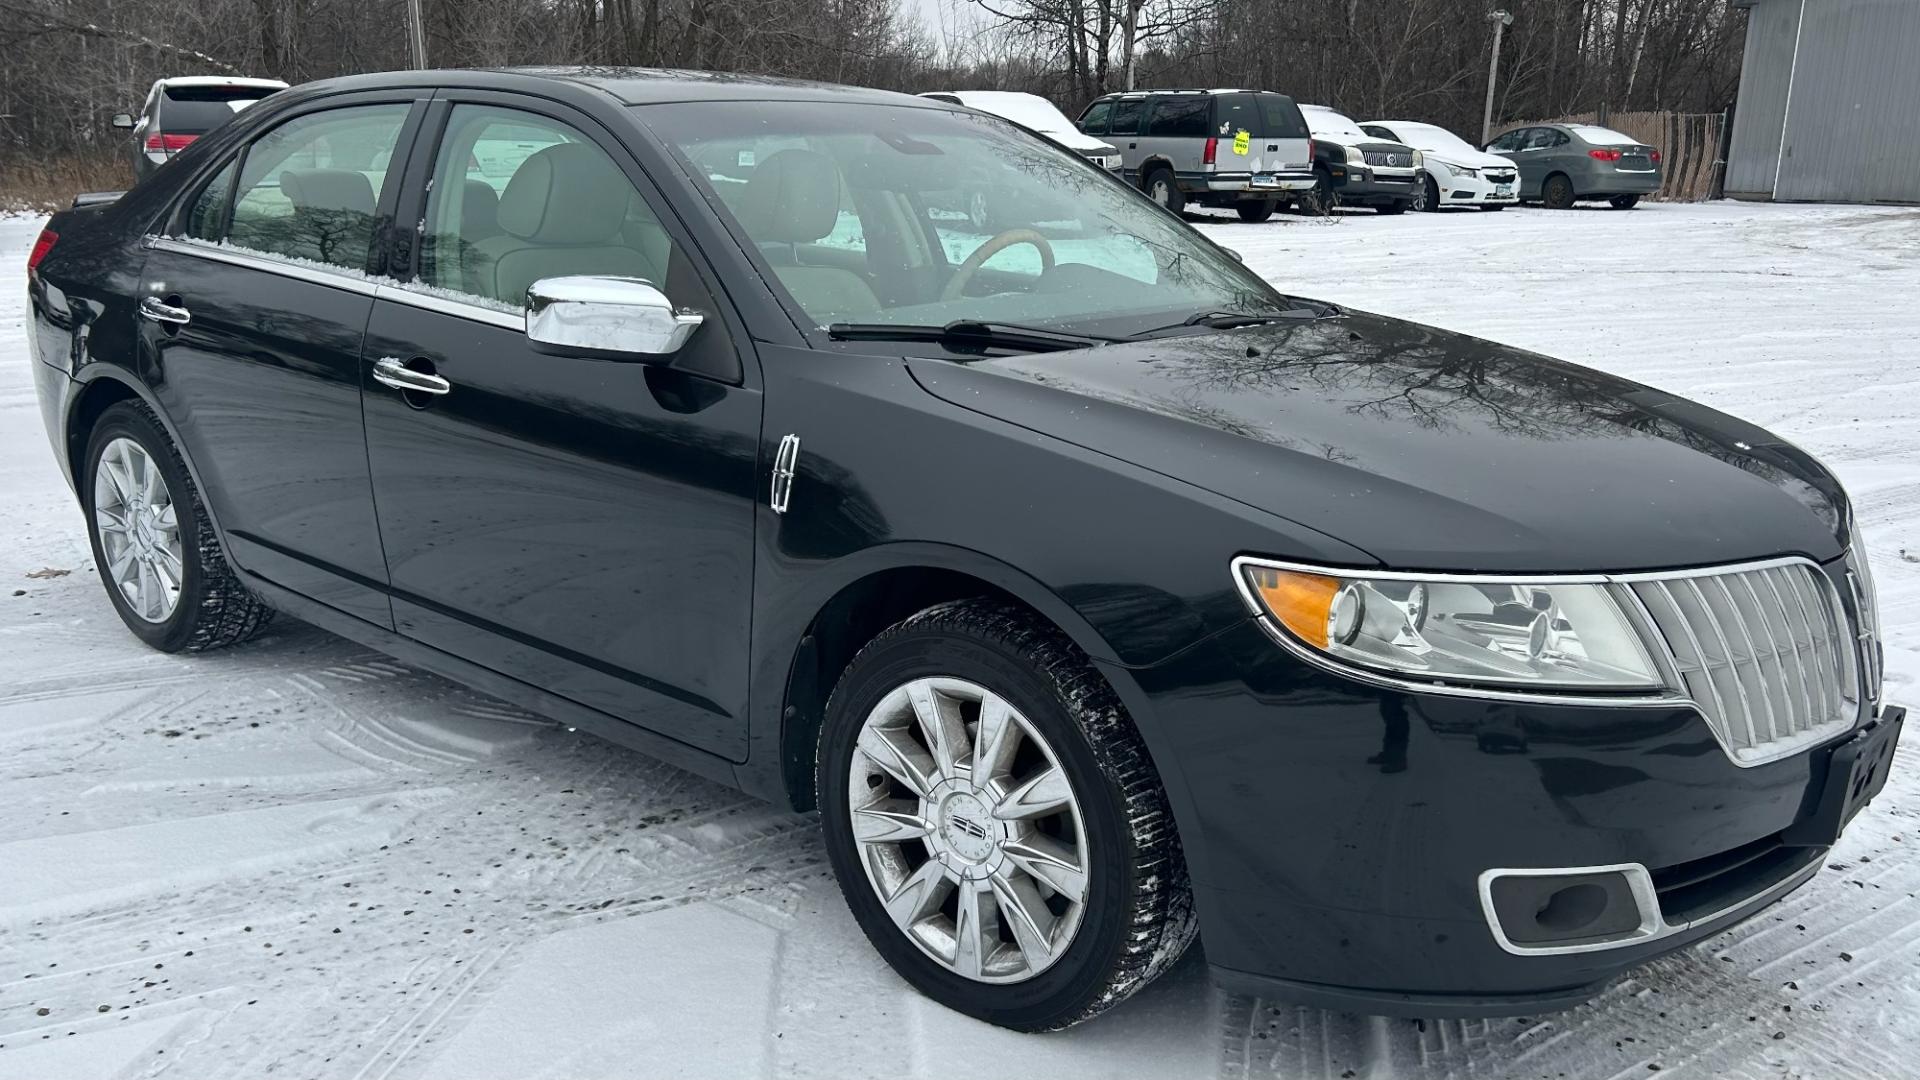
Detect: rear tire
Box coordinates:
(1377, 200, 1408, 215)
(1235, 199, 1277, 223)
(1542, 173, 1576, 209)
(83, 401, 274, 653)
(1609, 194, 1640, 209)
(1142, 166, 1185, 215)
(818, 599, 1196, 1031)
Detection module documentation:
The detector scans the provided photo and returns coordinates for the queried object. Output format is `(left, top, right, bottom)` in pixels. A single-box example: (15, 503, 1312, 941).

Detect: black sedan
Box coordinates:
(26, 68, 1900, 1031)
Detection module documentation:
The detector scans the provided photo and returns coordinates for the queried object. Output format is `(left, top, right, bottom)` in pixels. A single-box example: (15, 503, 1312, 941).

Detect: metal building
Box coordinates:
(1725, 0, 1920, 204)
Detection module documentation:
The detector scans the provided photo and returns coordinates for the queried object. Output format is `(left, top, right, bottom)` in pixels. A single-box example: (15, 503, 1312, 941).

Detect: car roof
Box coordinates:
(156, 76, 288, 90)
(1094, 88, 1281, 100)
(281, 66, 934, 108)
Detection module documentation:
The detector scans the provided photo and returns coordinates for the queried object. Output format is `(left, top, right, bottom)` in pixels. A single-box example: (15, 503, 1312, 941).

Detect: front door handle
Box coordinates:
(372, 356, 451, 396)
(139, 296, 191, 326)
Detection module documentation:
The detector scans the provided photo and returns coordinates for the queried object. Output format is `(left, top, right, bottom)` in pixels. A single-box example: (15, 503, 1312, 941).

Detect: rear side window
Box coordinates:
(1257, 96, 1309, 139)
(160, 85, 279, 134)
(1108, 98, 1143, 135)
(223, 103, 411, 272)
(1146, 98, 1209, 138)
(1077, 100, 1112, 134)
(1210, 94, 1261, 138)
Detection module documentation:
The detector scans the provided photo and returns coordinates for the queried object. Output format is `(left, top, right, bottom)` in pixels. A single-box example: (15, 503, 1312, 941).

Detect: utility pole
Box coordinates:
(405, 0, 429, 70)
(1482, 10, 1514, 146)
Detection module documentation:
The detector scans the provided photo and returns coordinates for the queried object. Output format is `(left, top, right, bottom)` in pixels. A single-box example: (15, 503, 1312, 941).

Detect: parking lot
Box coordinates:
(3, 200, 1916, 1079)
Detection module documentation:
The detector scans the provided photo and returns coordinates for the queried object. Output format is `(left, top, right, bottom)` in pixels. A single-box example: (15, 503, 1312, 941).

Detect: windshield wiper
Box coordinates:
(825, 320, 1117, 354)
(1128, 298, 1341, 340)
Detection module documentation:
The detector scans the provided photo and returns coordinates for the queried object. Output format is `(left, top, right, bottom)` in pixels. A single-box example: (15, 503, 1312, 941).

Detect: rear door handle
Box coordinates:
(139, 296, 191, 326)
(372, 356, 451, 396)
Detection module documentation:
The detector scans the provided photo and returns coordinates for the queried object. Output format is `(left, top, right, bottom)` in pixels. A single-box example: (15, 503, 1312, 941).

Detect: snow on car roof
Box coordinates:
(934, 91, 1074, 134)
(1300, 104, 1367, 139)
(1568, 125, 1640, 145)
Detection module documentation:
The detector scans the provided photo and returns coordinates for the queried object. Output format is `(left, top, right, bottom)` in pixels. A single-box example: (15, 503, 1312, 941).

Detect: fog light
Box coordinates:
(1482, 866, 1654, 950)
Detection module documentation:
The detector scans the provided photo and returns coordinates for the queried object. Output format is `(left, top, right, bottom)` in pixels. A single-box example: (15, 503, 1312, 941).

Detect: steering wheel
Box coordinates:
(940, 229, 1056, 301)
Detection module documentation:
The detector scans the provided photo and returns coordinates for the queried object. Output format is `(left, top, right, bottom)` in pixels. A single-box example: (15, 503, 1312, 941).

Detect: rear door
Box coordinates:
(138, 94, 426, 627)
(1139, 96, 1209, 178)
(358, 94, 762, 760)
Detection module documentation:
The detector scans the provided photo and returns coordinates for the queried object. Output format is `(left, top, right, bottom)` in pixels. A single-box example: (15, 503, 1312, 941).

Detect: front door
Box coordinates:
(359, 99, 762, 760)
(140, 97, 423, 626)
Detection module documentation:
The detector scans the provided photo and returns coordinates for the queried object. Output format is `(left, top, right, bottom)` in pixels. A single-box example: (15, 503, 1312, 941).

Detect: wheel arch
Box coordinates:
(1136, 155, 1176, 189)
(765, 545, 1147, 815)
(65, 369, 233, 549)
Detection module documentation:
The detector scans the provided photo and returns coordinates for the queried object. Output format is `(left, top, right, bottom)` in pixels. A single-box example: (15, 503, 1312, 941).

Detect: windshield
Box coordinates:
(1393, 122, 1476, 154)
(1302, 107, 1367, 140)
(639, 100, 1286, 339)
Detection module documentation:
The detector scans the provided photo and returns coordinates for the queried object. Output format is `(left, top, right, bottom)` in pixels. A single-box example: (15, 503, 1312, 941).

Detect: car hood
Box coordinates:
(906, 312, 1847, 572)
(1430, 148, 1517, 171)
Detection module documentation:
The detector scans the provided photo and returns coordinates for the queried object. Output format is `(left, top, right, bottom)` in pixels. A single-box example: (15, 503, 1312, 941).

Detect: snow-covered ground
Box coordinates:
(2, 201, 1915, 1079)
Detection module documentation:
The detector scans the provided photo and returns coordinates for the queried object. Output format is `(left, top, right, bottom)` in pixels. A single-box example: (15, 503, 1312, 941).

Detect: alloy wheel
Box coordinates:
(846, 676, 1090, 983)
(93, 436, 183, 623)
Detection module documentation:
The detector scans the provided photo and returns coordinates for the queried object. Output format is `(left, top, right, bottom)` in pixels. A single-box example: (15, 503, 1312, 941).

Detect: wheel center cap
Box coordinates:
(938, 791, 997, 863)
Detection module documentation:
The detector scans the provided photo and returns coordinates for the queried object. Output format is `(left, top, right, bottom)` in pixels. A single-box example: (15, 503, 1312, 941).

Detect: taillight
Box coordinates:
(1649, 149, 1662, 164)
(1202, 137, 1218, 166)
(27, 228, 57, 276)
(1588, 148, 1622, 162)
(1307, 137, 1316, 162)
(144, 133, 197, 154)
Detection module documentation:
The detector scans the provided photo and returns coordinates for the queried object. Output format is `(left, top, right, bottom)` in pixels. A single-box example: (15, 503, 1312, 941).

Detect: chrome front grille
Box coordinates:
(1630, 561, 1859, 766)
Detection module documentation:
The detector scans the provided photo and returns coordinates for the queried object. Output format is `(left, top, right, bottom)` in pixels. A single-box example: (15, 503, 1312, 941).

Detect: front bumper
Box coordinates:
(1116, 614, 1901, 1017)
(1436, 169, 1521, 205)
(1327, 165, 1416, 204)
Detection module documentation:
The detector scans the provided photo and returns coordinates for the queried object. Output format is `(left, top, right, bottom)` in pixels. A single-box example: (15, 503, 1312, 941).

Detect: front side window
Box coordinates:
(1489, 129, 1525, 152)
(642, 101, 1287, 336)
(420, 104, 683, 310)
(1146, 98, 1209, 138)
(222, 103, 410, 272)
(1077, 100, 1112, 134)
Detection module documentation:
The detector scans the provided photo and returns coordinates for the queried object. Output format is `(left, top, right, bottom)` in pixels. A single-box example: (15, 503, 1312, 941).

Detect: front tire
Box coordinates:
(1298, 169, 1338, 215)
(1414, 173, 1440, 212)
(1377, 200, 1408, 215)
(818, 600, 1196, 1031)
(83, 401, 273, 653)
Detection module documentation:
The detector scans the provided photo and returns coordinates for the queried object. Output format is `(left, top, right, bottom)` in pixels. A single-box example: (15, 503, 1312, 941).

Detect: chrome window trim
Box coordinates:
(146, 235, 380, 297)
(1229, 553, 1865, 765)
(145, 235, 526, 332)
(1476, 851, 1824, 957)
(376, 284, 524, 331)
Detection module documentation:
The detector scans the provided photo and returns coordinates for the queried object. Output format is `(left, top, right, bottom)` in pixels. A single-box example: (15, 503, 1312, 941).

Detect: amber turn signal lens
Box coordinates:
(1245, 567, 1340, 648)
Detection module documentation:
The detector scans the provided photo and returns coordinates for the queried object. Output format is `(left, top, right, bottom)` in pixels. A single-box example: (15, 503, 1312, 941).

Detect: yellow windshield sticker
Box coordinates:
(1232, 129, 1251, 156)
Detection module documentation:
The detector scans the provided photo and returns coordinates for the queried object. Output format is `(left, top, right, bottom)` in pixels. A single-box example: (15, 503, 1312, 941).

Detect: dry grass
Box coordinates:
(0, 152, 135, 213)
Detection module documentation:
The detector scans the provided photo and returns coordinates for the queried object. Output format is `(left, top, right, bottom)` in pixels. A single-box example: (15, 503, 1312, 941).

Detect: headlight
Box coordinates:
(1235, 560, 1666, 691)
(1344, 144, 1367, 164)
(1444, 162, 1479, 178)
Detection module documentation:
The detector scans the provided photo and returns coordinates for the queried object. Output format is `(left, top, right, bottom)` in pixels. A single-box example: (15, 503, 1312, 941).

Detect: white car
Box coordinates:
(1362, 120, 1520, 211)
(919, 91, 1123, 171)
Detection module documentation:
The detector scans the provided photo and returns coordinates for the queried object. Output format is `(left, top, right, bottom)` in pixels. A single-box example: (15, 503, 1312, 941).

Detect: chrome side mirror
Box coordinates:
(525, 276, 703, 359)
(111, 113, 135, 130)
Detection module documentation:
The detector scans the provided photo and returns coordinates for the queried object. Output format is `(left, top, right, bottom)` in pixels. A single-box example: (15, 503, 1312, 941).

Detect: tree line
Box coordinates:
(1, 0, 1748, 168)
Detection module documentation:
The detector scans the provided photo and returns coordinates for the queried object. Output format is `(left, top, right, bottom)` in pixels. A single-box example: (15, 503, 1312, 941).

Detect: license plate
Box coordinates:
(1252, 174, 1277, 186)
(1783, 706, 1904, 846)
(1494, 184, 1512, 196)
